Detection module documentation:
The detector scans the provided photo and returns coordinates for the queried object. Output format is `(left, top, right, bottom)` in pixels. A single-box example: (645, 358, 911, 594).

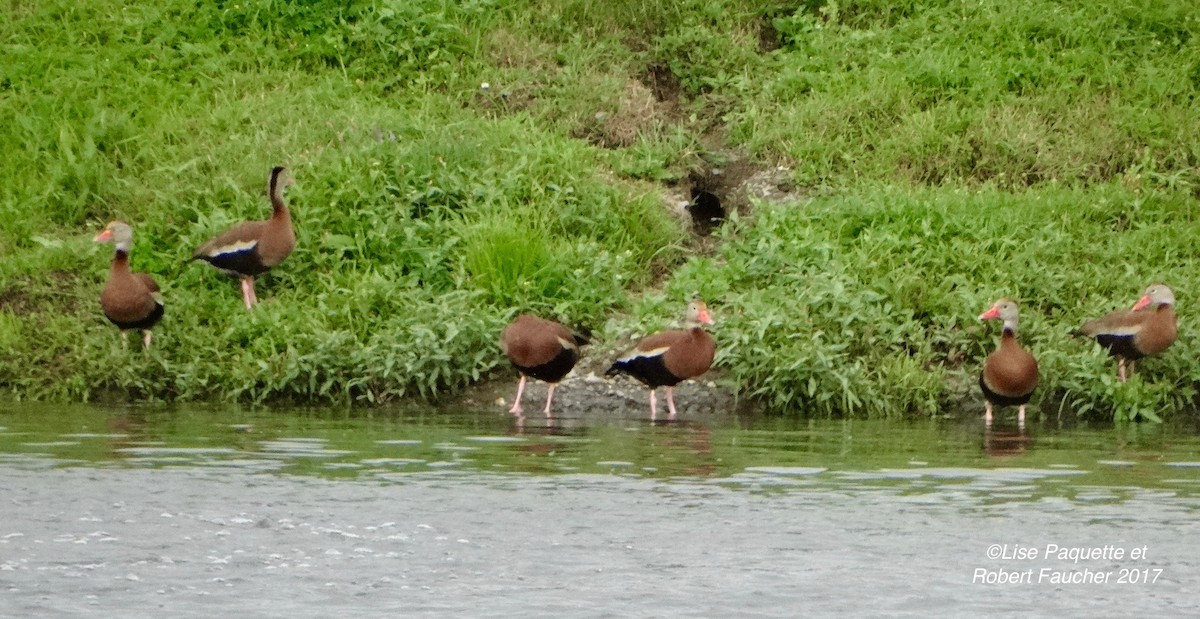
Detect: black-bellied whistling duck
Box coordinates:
(93, 221, 163, 349)
(1076, 284, 1176, 382)
(606, 299, 716, 420)
(979, 298, 1038, 427)
(500, 314, 588, 416)
(193, 166, 296, 310)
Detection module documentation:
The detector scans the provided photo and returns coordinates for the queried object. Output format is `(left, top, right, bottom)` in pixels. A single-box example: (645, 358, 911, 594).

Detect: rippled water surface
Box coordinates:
(2, 403, 1199, 617)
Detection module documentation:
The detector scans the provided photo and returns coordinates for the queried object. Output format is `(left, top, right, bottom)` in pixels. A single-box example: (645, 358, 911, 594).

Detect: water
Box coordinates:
(1, 403, 1199, 617)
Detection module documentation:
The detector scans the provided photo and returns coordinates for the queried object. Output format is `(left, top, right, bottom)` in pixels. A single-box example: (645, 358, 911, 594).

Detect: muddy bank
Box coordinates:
(452, 367, 743, 419)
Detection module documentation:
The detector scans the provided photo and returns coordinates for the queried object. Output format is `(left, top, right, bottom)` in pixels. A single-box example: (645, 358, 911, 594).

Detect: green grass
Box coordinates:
(0, 0, 686, 403)
(2, 0, 1199, 419)
(682, 184, 1200, 420)
(0, 102, 685, 402)
(734, 0, 1200, 189)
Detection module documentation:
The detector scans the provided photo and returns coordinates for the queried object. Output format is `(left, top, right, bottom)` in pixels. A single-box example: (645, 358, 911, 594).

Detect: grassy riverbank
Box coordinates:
(690, 185, 1200, 419)
(2, 0, 1198, 418)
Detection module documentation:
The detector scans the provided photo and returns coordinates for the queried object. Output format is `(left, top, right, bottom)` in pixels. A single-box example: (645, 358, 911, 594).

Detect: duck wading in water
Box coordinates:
(979, 298, 1038, 427)
(606, 299, 716, 420)
(500, 314, 588, 417)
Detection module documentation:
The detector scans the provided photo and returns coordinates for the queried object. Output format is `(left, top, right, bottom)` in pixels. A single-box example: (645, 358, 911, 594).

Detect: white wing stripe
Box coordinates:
(618, 346, 671, 362)
(206, 239, 258, 257)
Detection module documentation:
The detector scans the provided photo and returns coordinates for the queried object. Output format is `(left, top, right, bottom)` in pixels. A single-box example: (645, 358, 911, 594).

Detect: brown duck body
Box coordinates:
(606, 327, 716, 388)
(978, 298, 1036, 426)
(1077, 284, 1177, 381)
(193, 167, 295, 276)
(501, 314, 587, 415)
(502, 314, 587, 384)
(1079, 305, 1177, 361)
(193, 217, 294, 277)
(606, 300, 716, 419)
(193, 166, 295, 309)
(101, 252, 163, 331)
(980, 330, 1038, 407)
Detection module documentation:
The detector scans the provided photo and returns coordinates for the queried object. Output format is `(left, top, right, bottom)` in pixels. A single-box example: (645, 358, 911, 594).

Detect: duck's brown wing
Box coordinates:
(194, 220, 267, 255)
(193, 220, 269, 276)
(134, 273, 160, 294)
(1078, 308, 1148, 337)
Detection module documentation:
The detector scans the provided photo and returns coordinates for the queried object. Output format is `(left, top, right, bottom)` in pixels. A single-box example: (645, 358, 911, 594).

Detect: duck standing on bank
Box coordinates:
(606, 299, 716, 420)
(1076, 284, 1176, 382)
(501, 314, 588, 417)
(94, 221, 164, 349)
(193, 166, 296, 310)
(979, 298, 1038, 427)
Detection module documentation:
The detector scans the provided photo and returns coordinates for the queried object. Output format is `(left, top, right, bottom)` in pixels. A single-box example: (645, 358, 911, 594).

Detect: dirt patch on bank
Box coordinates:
(661, 153, 802, 242)
(452, 367, 744, 419)
(0, 270, 89, 317)
(590, 78, 668, 149)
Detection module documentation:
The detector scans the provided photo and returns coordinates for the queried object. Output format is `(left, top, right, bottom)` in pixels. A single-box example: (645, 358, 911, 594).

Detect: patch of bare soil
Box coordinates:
(757, 14, 783, 53)
(661, 153, 803, 239)
(0, 286, 36, 315)
(642, 63, 682, 103)
(591, 78, 664, 149)
(0, 271, 87, 317)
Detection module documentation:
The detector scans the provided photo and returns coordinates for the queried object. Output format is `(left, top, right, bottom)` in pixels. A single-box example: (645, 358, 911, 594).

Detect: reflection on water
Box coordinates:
(1, 403, 1199, 501)
(3, 404, 1200, 618)
(984, 424, 1033, 458)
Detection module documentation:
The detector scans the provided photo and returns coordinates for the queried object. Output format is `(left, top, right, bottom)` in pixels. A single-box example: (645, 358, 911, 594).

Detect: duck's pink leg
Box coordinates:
(241, 277, 258, 310)
(542, 383, 557, 417)
(509, 375, 527, 414)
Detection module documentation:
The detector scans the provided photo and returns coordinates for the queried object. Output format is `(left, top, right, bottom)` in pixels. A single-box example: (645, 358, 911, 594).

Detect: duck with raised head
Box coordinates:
(94, 221, 163, 349)
(501, 314, 588, 417)
(193, 166, 296, 310)
(979, 298, 1038, 427)
(1076, 284, 1176, 382)
(606, 299, 716, 420)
